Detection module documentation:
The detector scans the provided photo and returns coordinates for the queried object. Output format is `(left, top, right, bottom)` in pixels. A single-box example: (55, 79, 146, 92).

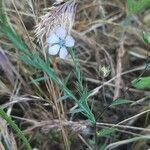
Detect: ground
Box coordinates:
(0, 0, 150, 150)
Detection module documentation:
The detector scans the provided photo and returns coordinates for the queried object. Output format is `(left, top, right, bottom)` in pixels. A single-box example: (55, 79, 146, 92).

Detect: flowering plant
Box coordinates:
(47, 26, 75, 59)
(34, 0, 95, 123)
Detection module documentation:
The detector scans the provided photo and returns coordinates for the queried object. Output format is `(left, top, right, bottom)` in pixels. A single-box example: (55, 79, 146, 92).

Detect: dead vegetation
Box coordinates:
(0, 0, 150, 149)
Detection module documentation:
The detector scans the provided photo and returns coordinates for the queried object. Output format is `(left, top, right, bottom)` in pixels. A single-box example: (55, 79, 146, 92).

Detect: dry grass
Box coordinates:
(0, 0, 150, 149)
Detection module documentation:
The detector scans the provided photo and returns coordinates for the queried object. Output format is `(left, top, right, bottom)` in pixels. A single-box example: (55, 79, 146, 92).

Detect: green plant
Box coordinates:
(0, 107, 32, 150)
(0, 0, 95, 134)
(127, 0, 150, 16)
(96, 0, 150, 149)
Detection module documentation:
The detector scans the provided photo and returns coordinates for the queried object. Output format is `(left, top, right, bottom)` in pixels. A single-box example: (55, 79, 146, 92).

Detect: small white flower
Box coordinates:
(47, 27, 75, 59)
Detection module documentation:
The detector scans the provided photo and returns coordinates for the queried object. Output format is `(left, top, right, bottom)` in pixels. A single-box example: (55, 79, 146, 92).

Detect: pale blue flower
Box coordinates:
(47, 27, 75, 59)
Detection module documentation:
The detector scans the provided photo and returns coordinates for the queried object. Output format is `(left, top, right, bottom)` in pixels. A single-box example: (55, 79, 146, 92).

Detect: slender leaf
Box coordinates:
(99, 144, 106, 150)
(132, 77, 150, 89)
(143, 32, 150, 44)
(70, 108, 83, 114)
(57, 95, 70, 102)
(0, 23, 30, 55)
(29, 76, 49, 84)
(110, 98, 132, 107)
(97, 128, 116, 137)
(0, 107, 32, 150)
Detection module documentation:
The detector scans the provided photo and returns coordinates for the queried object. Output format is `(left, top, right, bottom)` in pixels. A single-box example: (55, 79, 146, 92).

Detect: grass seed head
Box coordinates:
(35, 0, 77, 48)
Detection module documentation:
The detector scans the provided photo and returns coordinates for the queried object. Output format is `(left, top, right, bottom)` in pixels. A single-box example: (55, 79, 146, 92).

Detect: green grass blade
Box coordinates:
(0, 107, 32, 150)
(0, 0, 30, 55)
(110, 98, 132, 107)
(0, 0, 7, 24)
(0, 24, 30, 54)
(29, 76, 49, 84)
(69, 48, 83, 92)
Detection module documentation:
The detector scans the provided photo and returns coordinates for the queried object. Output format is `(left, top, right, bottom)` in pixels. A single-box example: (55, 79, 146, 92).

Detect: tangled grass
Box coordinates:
(0, 0, 150, 149)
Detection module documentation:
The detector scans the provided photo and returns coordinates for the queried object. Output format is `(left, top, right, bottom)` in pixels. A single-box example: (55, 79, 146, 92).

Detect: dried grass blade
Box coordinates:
(0, 47, 15, 85)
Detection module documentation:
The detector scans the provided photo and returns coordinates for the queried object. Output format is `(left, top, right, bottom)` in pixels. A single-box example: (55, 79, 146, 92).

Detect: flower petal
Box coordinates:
(65, 35, 75, 47)
(48, 44, 60, 55)
(59, 47, 68, 59)
(47, 33, 59, 44)
(55, 27, 67, 39)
